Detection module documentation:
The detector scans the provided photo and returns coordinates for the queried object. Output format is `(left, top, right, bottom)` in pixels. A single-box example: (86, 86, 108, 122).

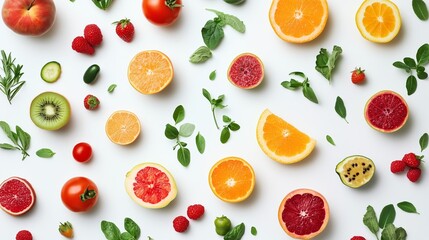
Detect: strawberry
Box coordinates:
(113, 18, 135, 42)
(350, 236, 366, 240)
(407, 168, 422, 182)
(84, 24, 103, 47)
(351, 67, 365, 84)
(187, 204, 205, 220)
(402, 153, 423, 168)
(15, 230, 32, 240)
(84, 94, 100, 110)
(390, 160, 407, 173)
(58, 222, 74, 238)
(173, 216, 189, 232)
(72, 36, 95, 55)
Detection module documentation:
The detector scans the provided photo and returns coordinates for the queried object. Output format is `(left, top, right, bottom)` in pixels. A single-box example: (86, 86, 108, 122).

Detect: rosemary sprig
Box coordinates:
(0, 50, 25, 104)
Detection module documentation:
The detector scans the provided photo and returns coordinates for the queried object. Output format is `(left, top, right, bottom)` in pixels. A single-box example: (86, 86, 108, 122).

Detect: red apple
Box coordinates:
(2, 0, 56, 36)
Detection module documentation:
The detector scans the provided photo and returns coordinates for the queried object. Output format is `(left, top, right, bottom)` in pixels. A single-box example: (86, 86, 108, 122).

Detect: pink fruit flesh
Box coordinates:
(281, 193, 326, 236)
(228, 54, 263, 88)
(0, 178, 34, 215)
(133, 166, 171, 204)
(365, 92, 408, 132)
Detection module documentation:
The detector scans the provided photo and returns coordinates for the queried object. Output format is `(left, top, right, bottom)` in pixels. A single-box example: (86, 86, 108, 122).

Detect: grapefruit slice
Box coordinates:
(364, 90, 408, 133)
(0, 177, 36, 216)
(278, 188, 329, 239)
(125, 162, 177, 209)
(227, 53, 264, 89)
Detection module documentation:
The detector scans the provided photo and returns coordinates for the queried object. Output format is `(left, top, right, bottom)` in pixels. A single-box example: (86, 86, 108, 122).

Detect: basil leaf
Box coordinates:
(173, 105, 185, 124)
(36, 148, 55, 158)
(119, 232, 135, 240)
(0, 143, 18, 150)
(177, 147, 190, 167)
(393, 61, 412, 73)
(224, 223, 245, 240)
(420, 133, 428, 152)
(189, 46, 212, 63)
(101, 220, 121, 240)
(108, 84, 117, 93)
(417, 43, 429, 65)
(124, 218, 140, 239)
(379, 204, 396, 229)
(0, 121, 17, 145)
(302, 84, 318, 104)
(179, 123, 195, 137)
(413, 0, 429, 20)
(397, 201, 419, 214)
(335, 96, 348, 123)
(165, 124, 179, 140)
(223, 115, 232, 123)
(251, 226, 257, 236)
(195, 132, 206, 154)
(16, 126, 30, 151)
(403, 57, 417, 68)
(380, 223, 396, 240)
(363, 205, 379, 236)
(209, 70, 216, 80)
(202, 19, 224, 50)
(396, 227, 407, 240)
(220, 127, 230, 144)
(228, 122, 240, 131)
(406, 75, 418, 95)
(202, 88, 212, 102)
(326, 135, 336, 146)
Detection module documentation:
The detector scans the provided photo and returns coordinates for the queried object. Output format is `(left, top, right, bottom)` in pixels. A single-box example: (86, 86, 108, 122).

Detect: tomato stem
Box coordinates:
(80, 187, 97, 201)
(165, 0, 183, 10)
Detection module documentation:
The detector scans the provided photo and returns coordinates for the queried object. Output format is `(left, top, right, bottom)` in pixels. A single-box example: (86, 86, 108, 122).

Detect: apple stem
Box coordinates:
(28, 0, 37, 10)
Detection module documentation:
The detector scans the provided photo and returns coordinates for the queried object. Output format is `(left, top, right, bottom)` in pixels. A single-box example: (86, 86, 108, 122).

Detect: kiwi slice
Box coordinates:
(30, 92, 71, 131)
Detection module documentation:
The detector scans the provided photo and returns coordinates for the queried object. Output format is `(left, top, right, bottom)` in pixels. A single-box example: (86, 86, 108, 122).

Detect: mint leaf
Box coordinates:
(108, 84, 117, 93)
(381, 223, 396, 240)
(251, 226, 257, 236)
(406, 75, 417, 95)
(413, 0, 429, 20)
(334, 96, 348, 123)
(206, 9, 246, 33)
(209, 70, 216, 80)
(195, 132, 205, 154)
(36, 148, 55, 158)
(417, 43, 429, 65)
(202, 19, 224, 50)
(363, 205, 380, 236)
(315, 45, 343, 81)
(220, 127, 230, 144)
(397, 201, 419, 214)
(326, 135, 335, 146)
(173, 105, 185, 124)
(189, 46, 212, 63)
(420, 133, 428, 152)
(177, 147, 190, 167)
(179, 123, 195, 137)
(165, 124, 179, 140)
(379, 204, 396, 229)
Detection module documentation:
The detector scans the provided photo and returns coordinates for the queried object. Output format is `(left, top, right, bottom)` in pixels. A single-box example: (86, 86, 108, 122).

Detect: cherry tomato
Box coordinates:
(142, 0, 182, 26)
(72, 142, 92, 163)
(61, 177, 98, 212)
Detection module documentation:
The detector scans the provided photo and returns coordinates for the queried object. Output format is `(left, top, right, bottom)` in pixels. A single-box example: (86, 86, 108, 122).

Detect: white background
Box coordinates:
(1, 0, 429, 239)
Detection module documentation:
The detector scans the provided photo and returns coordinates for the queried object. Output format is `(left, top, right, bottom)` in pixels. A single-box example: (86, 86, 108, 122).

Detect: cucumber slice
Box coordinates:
(41, 61, 61, 83)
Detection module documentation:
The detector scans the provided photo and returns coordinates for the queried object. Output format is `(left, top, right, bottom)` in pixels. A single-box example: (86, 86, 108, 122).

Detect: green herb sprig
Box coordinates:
(412, 0, 429, 20)
(281, 72, 318, 104)
(220, 115, 240, 144)
(315, 45, 342, 82)
(0, 121, 30, 160)
(92, 0, 113, 10)
(393, 43, 429, 95)
(202, 88, 227, 129)
(0, 50, 25, 104)
(101, 218, 141, 240)
(334, 96, 348, 123)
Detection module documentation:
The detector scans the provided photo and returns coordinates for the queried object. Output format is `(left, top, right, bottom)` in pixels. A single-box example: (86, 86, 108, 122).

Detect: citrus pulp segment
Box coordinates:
(335, 155, 375, 188)
(208, 156, 255, 203)
(269, 0, 329, 43)
(125, 162, 177, 209)
(256, 109, 316, 164)
(128, 50, 173, 94)
(278, 188, 329, 239)
(0, 177, 36, 216)
(355, 0, 401, 43)
(105, 110, 141, 145)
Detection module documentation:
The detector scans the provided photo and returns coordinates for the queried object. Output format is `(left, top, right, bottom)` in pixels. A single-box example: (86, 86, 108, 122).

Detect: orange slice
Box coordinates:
(208, 156, 255, 203)
(256, 109, 316, 164)
(128, 50, 174, 94)
(269, 0, 329, 43)
(105, 110, 141, 145)
(355, 0, 401, 43)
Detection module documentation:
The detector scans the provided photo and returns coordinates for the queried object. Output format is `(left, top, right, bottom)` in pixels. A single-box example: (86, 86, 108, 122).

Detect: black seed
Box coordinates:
(369, 164, 372, 168)
(353, 175, 356, 178)
(362, 163, 366, 166)
(352, 178, 356, 180)
(347, 168, 352, 171)
(363, 170, 366, 174)
(348, 178, 352, 182)
(344, 175, 348, 178)
(356, 173, 360, 176)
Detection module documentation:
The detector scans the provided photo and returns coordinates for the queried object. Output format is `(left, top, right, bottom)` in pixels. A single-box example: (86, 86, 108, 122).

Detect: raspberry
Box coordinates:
(402, 153, 422, 168)
(173, 216, 189, 232)
(72, 36, 94, 55)
(84, 24, 103, 47)
(350, 236, 366, 240)
(390, 160, 406, 173)
(187, 204, 205, 220)
(16, 230, 33, 240)
(407, 168, 422, 182)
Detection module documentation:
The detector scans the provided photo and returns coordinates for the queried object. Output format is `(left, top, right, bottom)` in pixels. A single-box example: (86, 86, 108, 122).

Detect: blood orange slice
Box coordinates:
(364, 90, 408, 133)
(278, 188, 329, 239)
(227, 53, 264, 89)
(0, 177, 36, 216)
(125, 162, 177, 209)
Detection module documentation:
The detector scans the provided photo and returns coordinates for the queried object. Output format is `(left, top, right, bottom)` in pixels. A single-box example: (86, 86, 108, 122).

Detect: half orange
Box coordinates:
(256, 109, 316, 164)
(128, 50, 174, 94)
(105, 110, 141, 145)
(208, 156, 255, 203)
(269, 0, 329, 43)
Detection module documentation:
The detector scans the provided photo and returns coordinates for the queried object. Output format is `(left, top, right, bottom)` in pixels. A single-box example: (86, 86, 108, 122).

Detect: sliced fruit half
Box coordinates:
(41, 61, 61, 83)
(227, 53, 264, 89)
(278, 188, 329, 239)
(125, 162, 177, 209)
(0, 177, 36, 216)
(29, 91, 71, 131)
(336, 155, 375, 188)
(105, 110, 141, 145)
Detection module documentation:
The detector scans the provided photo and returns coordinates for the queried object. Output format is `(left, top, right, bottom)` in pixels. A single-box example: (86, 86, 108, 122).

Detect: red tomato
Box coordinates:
(142, 0, 183, 26)
(72, 142, 92, 163)
(61, 177, 98, 212)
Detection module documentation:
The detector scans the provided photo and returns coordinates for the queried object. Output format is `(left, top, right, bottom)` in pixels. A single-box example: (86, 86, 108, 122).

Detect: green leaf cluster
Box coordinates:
(165, 105, 205, 167)
(393, 43, 429, 95)
(315, 45, 342, 81)
(101, 218, 141, 240)
(0, 50, 25, 104)
(92, 0, 113, 10)
(220, 115, 240, 144)
(412, 0, 429, 20)
(0, 121, 30, 160)
(281, 72, 318, 104)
